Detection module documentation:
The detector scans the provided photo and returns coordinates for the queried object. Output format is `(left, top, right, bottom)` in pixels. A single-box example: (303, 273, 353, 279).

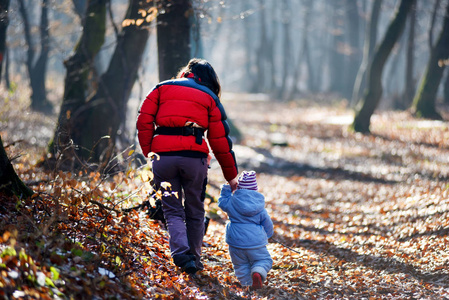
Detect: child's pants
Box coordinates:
(229, 245, 273, 286)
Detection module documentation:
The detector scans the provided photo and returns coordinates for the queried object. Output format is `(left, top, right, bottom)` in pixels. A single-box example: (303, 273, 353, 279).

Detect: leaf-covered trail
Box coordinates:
(1, 94, 449, 299)
(204, 95, 449, 299)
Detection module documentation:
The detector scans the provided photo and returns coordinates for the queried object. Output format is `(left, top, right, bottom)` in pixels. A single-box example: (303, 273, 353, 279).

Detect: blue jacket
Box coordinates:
(218, 185, 274, 249)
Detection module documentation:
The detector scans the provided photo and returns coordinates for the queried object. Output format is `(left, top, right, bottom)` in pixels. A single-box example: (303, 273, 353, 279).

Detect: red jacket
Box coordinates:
(137, 78, 238, 181)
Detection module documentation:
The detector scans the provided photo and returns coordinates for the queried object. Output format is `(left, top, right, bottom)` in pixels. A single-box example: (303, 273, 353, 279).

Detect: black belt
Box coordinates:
(155, 126, 205, 145)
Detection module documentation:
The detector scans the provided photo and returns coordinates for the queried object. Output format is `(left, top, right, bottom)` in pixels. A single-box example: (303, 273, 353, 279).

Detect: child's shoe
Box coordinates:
(251, 272, 263, 289)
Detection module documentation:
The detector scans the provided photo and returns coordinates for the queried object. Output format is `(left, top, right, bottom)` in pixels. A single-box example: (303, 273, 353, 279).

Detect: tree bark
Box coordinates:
(241, 1, 255, 92)
(254, 0, 272, 92)
(47, 0, 107, 169)
(345, 0, 361, 100)
(351, 0, 382, 107)
(428, 0, 441, 49)
(402, 2, 416, 108)
(17, 0, 52, 113)
(72, 0, 87, 18)
(289, 0, 313, 97)
(73, 0, 155, 169)
(157, 0, 192, 81)
(329, 0, 346, 96)
(385, 31, 406, 97)
(0, 136, 33, 198)
(280, 0, 292, 100)
(0, 0, 8, 85)
(412, 1, 449, 119)
(267, 0, 277, 91)
(444, 68, 449, 104)
(352, 0, 415, 133)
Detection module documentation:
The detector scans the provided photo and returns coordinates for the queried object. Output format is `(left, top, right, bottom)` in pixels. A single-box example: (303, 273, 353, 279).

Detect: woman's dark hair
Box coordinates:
(177, 58, 221, 97)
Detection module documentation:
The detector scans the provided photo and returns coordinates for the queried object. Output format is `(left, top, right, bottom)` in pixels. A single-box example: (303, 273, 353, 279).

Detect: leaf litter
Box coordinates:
(1, 94, 449, 299)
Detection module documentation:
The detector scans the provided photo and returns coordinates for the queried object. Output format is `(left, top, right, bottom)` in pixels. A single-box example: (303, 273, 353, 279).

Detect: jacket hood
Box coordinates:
(232, 189, 265, 217)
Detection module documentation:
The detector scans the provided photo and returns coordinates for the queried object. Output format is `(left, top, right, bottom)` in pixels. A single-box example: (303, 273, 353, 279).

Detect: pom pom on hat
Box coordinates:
(238, 171, 258, 191)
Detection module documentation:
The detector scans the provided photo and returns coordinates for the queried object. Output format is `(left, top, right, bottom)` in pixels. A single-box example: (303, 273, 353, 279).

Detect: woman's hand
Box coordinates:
(228, 176, 239, 192)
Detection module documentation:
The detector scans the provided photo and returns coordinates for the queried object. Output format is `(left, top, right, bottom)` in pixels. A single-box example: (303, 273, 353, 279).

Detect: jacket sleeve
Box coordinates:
(261, 210, 274, 238)
(207, 100, 238, 181)
(136, 87, 159, 157)
(217, 184, 232, 212)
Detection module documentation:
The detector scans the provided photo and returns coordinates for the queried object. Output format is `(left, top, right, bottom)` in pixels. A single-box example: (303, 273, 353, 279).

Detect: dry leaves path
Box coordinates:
(1, 93, 449, 299)
(202, 95, 449, 299)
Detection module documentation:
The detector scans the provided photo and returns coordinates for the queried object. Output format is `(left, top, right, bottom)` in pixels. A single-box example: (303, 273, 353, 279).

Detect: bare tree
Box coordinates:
(76, 0, 156, 168)
(254, 0, 274, 93)
(344, 0, 361, 100)
(288, 0, 314, 98)
(48, 0, 156, 171)
(329, 0, 346, 96)
(72, 0, 87, 18)
(0, 135, 33, 197)
(402, 2, 417, 108)
(412, 0, 449, 119)
(444, 68, 449, 104)
(157, 0, 192, 81)
(18, 0, 52, 112)
(351, 0, 382, 107)
(0, 3, 30, 196)
(352, 0, 416, 133)
(241, 1, 255, 91)
(429, 0, 442, 49)
(279, 0, 292, 100)
(47, 0, 108, 169)
(0, 0, 8, 84)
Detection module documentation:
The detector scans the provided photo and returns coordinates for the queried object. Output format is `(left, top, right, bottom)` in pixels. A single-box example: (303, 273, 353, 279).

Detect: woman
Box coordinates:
(136, 58, 239, 274)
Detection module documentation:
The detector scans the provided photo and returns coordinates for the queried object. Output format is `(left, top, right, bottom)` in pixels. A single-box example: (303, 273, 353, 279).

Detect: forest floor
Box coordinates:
(1, 90, 449, 299)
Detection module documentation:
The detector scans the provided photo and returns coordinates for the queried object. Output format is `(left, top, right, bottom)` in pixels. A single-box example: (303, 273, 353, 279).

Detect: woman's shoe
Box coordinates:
(183, 260, 197, 274)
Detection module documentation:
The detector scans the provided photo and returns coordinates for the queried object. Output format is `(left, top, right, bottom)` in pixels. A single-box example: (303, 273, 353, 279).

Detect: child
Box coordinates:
(218, 170, 273, 289)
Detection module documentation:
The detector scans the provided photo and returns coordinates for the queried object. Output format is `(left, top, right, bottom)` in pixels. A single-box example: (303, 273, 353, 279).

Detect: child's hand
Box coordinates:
(228, 176, 238, 192)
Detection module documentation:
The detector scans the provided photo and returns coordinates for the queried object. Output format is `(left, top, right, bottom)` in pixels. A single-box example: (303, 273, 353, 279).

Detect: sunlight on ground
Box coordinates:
(2, 90, 449, 299)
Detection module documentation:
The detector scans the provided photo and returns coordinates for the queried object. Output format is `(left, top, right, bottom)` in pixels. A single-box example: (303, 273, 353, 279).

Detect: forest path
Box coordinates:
(202, 94, 449, 299)
(2, 93, 449, 299)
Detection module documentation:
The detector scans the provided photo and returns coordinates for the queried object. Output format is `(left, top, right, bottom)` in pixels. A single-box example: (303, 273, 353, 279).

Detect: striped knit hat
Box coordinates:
(237, 171, 258, 191)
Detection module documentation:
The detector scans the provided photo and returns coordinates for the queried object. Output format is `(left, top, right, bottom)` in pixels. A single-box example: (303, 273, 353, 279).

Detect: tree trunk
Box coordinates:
(329, 0, 346, 96)
(289, 0, 313, 97)
(267, 0, 277, 92)
(428, 0, 441, 49)
(385, 31, 406, 97)
(0, 136, 33, 198)
(46, 0, 107, 169)
(73, 0, 155, 169)
(402, 2, 416, 109)
(242, 1, 255, 92)
(412, 1, 449, 119)
(0, 0, 8, 85)
(254, 0, 266, 92)
(190, 5, 203, 58)
(352, 0, 415, 133)
(18, 0, 52, 113)
(280, 0, 292, 100)
(351, 0, 382, 107)
(157, 0, 192, 81)
(345, 0, 361, 100)
(30, 0, 51, 112)
(444, 68, 449, 104)
(72, 0, 87, 18)
(4, 45, 9, 89)
(303, 1, 314, 92)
